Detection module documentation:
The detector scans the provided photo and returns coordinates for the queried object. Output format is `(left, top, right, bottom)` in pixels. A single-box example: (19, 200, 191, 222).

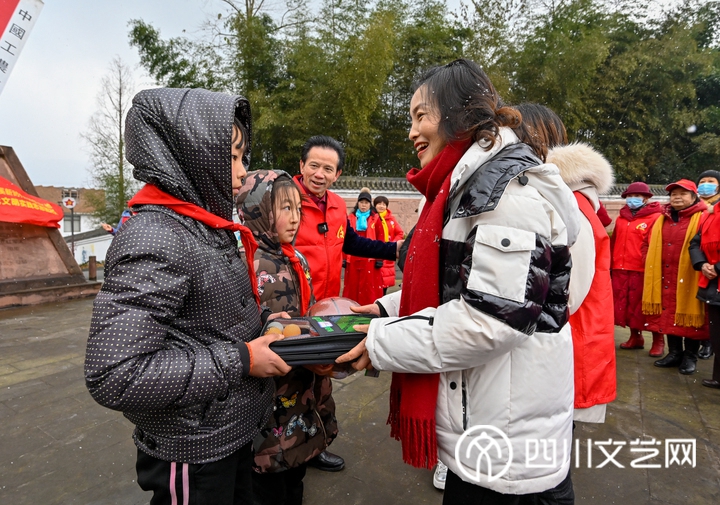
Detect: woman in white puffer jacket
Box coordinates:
(338, 60, 580, 503)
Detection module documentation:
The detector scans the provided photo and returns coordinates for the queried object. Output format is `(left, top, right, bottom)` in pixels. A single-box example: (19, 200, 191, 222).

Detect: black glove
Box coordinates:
(374, 259, 383, 269)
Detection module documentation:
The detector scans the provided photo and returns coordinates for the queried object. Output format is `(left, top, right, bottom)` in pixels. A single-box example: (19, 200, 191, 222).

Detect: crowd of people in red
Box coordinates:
(611, 174, 720, 388)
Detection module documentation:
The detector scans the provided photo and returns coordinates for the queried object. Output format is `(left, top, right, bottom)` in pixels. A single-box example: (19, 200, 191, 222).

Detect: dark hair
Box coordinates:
(301, 135, 346, 173)
(696, 170, 720, 186)
(270, 174, 304, 219)
(512, 103, 568, 161)
(353, 187, 374, 213)
(374, 195, 389, 207)
(232, 116, 250, 166)
(413, 59, 520, 150)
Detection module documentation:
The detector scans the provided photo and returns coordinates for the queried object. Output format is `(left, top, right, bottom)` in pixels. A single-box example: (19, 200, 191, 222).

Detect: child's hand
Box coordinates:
(247, 333, 291, 377)
(304, 364, 335, 376)
(268, 311, 291, 321)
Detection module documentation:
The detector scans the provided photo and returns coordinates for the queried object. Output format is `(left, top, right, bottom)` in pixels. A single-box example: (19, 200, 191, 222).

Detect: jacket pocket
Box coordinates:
(468, 225, 536, 303)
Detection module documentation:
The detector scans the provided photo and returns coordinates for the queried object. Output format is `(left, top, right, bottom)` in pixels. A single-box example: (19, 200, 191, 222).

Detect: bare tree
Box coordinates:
(81, 56, 137, 227)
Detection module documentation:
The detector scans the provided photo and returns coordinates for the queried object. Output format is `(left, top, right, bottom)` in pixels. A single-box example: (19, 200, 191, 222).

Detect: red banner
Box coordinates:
(0, 0, 20, 35)
(0, 176, 63, 227)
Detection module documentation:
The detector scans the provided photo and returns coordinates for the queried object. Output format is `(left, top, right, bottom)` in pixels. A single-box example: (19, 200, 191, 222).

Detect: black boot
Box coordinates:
(655, 335, 683, 367)
(679, 353, 698, 374)
(679, 339, 700, 375)
(699, 340, 713, 360)
(308, 450, 345, 472)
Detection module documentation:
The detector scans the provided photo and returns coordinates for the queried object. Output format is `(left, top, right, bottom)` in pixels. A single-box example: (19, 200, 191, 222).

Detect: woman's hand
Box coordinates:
(336, 334, 374, 371)
(702, 262, 718, 280)
(350, 303, 380, 316)
(247, 333, 292, 377)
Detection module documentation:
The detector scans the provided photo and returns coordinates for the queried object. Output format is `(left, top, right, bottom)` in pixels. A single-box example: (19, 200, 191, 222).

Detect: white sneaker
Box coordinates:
(433, 461, 448, 490)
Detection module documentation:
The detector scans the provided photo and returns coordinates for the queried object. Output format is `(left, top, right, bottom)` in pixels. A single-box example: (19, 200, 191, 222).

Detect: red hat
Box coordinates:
(621, 182, 653, 198)
(665, 179, 697, 194)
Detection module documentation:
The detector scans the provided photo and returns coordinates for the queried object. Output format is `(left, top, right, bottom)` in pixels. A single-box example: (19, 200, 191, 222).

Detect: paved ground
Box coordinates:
(0, 298, 718, 504)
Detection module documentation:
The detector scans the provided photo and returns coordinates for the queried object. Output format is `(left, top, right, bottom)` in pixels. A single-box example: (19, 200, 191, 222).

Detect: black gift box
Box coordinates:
(265, 314, 376, 366)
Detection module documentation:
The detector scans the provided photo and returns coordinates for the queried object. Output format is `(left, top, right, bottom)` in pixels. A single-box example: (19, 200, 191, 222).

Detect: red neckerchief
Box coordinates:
(128, 184, 261, 308)
(388, 139, 471, 469)
(281, 243, 311, 315)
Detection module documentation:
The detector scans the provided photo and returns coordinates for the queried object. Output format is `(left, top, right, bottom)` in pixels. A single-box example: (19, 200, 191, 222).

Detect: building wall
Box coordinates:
(59, 214, 98, 237)
(68, 234, 113, 265)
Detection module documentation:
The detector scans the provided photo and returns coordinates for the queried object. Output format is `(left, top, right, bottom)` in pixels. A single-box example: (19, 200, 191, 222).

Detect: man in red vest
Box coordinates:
(293, 136, 401, 301)
(293, 135, 402, 472)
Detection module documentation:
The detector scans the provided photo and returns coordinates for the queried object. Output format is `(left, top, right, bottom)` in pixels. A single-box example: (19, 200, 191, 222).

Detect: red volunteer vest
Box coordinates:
(611, 211, 661, 272)
(571, 193, 617, 409)
(293, 175, 348, 300)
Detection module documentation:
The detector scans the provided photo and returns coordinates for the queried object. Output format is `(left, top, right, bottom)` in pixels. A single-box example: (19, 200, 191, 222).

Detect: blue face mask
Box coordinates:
(697, 182, 718, 197)
(626, 197, 644, 209)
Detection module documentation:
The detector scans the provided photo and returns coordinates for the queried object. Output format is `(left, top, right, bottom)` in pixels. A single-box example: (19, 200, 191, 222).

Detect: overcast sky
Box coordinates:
(0, 0, 246, 188)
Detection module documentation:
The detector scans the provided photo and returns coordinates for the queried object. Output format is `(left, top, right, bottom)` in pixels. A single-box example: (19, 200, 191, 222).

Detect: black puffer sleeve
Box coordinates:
(689, 231, 707, 270)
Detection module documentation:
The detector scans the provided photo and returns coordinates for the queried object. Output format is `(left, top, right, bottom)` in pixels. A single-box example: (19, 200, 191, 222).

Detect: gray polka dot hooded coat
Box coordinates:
(84, 88, 273, 464)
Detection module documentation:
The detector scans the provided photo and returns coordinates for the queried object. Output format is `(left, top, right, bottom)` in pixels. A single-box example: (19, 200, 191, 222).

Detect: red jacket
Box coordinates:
(642, 200, 708, 339)
(343, 212, 384, 305)
(293, 176, 348, 300)
(571, 193, 617, 409)
(610, 202, 662, 272)
(376, 209, 404, 288)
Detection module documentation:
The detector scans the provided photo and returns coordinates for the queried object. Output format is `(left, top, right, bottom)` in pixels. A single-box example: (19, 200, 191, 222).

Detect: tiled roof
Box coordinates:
(607, 184, 667, 197)
(335, 177, 670, 198)
(333, 177, 417, 192)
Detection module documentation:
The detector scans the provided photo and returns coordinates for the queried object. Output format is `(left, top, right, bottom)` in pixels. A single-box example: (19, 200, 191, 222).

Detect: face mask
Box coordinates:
(697, 182, 718, 197)
(626, 197, 644, 209)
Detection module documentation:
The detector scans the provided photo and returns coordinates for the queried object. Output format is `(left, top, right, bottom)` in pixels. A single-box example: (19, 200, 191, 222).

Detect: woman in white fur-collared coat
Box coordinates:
(516, 103, 617, 424)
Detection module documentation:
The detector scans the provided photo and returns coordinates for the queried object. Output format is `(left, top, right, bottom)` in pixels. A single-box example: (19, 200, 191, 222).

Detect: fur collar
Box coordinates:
(547, 142, 614, 195)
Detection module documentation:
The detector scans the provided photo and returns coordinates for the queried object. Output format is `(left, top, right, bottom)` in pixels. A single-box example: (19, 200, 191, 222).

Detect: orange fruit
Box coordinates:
(283, 323, 301, 337)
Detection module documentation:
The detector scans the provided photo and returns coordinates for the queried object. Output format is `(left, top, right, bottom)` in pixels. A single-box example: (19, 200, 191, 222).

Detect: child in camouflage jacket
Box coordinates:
(236, 170, 338, 505)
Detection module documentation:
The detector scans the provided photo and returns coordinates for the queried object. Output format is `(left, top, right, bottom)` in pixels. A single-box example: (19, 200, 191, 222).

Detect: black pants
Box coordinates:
(707, 305, 720, 381)
(136, 442, 254, 505)
(443, 469, 574, 505)
(667, 335, 701, 354)
(252, 463, 307, 505)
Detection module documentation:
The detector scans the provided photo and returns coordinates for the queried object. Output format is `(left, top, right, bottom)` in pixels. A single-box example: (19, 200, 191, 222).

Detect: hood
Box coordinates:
(125, 88, 252, 221)
(236, 170, 294, 251)
(547, 142, 614, 196)
(450, 127, 520, 192)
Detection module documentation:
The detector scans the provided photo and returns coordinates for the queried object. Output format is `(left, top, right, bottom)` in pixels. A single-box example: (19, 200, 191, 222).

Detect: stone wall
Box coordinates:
(0, 146, 101, 308)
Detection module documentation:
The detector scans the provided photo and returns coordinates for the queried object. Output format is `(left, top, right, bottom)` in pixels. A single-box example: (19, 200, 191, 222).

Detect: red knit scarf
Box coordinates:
(390, 140, 472, 469)
(128, 184, 261, 308)
(281, 243, 311, 315)
(699, 211, 720, 289)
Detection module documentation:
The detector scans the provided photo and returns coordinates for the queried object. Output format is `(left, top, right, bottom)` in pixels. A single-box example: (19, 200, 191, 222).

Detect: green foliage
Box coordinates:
(128, 20, 227, 90)
(126, 0, 720, 184)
